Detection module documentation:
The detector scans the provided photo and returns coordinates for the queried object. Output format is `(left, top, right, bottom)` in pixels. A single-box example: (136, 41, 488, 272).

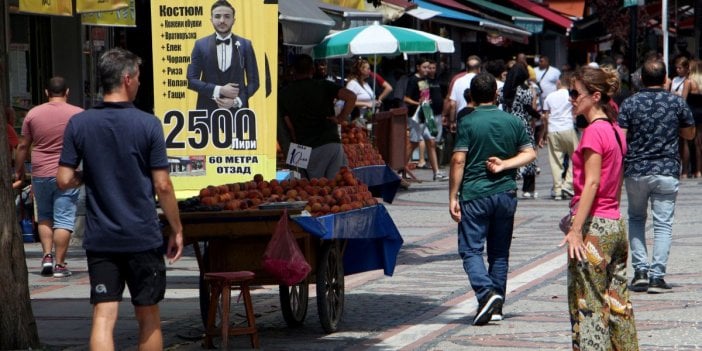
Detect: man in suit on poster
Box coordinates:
(187, 0, 260, 113)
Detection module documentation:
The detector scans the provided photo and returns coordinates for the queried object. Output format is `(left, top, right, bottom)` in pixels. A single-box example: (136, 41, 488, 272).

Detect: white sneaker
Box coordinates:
(433, 172, 448, 181)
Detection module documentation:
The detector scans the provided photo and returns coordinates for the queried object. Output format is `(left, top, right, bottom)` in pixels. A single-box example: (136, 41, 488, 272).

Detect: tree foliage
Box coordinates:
(589, 0, 631, 42)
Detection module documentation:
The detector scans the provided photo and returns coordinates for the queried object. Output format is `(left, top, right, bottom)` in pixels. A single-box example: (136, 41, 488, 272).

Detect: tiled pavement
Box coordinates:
(27, 149, 702, 350)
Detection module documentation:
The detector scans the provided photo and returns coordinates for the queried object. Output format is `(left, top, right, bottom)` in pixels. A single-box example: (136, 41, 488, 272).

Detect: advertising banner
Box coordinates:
(151, 0, 278, 197)
(76, 0, 129, 14)
(19, 0, 73, 16)
(81, 0, 135, 27)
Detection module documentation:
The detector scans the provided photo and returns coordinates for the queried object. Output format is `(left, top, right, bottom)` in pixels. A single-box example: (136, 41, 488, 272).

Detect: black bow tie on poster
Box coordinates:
(216, 38, 230, 45)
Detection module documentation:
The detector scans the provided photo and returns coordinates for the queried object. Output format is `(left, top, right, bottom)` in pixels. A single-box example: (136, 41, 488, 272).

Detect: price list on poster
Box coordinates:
(154, 6, 203, 102)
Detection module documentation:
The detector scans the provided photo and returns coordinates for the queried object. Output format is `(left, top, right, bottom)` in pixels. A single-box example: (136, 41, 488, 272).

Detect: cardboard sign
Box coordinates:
(286, 143, 311, 169)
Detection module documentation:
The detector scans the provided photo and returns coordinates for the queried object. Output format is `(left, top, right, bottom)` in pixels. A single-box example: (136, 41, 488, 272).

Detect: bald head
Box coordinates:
(466, 55, 481, 73)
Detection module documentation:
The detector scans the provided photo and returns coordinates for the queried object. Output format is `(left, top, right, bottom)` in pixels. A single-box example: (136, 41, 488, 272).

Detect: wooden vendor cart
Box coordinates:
(161, 204, 403, 334)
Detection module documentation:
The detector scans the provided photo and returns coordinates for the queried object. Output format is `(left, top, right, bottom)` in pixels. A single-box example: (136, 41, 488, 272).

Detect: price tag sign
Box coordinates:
(286, 143, 311, 169)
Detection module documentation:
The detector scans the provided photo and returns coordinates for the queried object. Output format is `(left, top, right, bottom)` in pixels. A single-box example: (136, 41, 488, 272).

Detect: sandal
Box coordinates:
(416, 163, 430, 169)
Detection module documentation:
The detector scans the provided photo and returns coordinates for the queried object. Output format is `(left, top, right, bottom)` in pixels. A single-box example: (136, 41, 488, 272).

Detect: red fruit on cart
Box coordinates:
(201, 196, 217, 206)
(311, 202, 322, 212)
(224, 200, 239, 211)
(332, 188, 345, 200)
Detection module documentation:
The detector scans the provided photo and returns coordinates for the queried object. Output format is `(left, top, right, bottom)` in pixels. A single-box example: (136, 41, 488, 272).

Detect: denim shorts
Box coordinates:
(408, 117, 433, 143)
(87, 249, 167, 306)
(32, 176, 79, 231)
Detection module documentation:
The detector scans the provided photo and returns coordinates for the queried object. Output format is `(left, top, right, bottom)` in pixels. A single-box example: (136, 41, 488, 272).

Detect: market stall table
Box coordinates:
(350, 165, 401, 204)
(161, 204, 402, 333)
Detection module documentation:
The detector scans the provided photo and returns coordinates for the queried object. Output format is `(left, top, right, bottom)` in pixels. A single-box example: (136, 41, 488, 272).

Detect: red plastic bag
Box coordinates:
(262, 210, 311, 286)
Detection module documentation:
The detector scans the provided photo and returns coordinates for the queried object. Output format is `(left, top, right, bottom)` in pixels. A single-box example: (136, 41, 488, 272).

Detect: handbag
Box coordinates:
(559, 201, 578, 235)
(559, 212, 572, 235)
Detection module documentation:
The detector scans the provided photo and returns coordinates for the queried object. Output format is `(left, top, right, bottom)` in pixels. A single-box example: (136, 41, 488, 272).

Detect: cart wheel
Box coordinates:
(198, 257, 211, 328)
(316, 240, 344, 333)
(279, 283, 309, 327)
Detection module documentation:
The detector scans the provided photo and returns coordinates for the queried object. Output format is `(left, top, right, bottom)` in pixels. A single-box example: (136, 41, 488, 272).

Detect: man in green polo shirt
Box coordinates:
(449, 72, 536, 326)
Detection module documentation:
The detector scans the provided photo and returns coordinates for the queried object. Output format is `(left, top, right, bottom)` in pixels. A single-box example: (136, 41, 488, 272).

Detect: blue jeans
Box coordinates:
(457, 190, 517, 302)
(625, 175, 679, 279)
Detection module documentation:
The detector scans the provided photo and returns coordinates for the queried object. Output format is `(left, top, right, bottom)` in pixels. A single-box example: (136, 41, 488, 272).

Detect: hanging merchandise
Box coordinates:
(262, 210, 312, 286)
(76, 0, 129, 14)
(19, 0, 73, 16)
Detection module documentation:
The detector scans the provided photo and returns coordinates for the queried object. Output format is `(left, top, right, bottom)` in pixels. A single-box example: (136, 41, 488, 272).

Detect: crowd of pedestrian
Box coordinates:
(7, 35, 702, 350)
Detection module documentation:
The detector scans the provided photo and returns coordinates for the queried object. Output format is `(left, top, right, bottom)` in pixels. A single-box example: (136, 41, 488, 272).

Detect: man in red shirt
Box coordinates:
(14, 77, 84, 277)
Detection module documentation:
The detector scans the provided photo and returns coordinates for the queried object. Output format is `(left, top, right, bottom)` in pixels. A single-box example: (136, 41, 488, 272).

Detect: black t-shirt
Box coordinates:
(404, 74, 429, 117)
(428, 77, 443, 115)
(279, 78, 342, 148)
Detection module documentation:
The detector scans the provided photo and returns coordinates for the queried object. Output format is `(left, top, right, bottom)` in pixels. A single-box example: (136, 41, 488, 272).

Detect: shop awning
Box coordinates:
(462, 0, 544, 34)
(279, 0, 335, 46)
(318, 1, 384, 30)
(569, 14, 609, 42)
(507, 0, 573, 31)
(378, 0, 441, 21)
(546, 0, 586, 18)
(413, 0, 532, 41)
(406, 7, 441, 20)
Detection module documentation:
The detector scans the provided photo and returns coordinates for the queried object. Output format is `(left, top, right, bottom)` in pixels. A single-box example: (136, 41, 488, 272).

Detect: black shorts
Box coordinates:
(87, 248, 166, 306)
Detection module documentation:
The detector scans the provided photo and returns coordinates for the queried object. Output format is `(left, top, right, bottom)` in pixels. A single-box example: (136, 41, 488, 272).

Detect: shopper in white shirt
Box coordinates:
(540, 71, 578, 200)
(448, 55, 481, 125)
(534, 55, 561, 105)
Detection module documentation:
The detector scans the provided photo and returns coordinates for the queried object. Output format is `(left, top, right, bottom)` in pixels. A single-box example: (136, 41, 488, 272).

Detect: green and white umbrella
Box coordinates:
(313, 22, 455, 59)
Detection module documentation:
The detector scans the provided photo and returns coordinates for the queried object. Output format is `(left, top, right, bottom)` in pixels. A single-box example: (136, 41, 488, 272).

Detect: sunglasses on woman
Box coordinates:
(569, 89, 581, 99)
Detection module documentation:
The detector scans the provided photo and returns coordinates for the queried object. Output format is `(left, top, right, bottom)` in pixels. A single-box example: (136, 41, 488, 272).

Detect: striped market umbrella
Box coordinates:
(313, 22, 455, 59)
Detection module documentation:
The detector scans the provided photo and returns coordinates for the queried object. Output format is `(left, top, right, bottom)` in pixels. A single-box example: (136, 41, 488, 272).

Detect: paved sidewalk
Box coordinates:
(26, 149, 702, 350)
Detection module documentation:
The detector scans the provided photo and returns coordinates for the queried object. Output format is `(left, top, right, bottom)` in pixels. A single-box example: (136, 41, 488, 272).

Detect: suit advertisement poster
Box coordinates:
(150, 0, 278, 196)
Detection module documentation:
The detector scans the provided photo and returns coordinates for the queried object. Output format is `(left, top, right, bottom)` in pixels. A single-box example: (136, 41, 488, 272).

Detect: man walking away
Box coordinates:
(14, 77, 83, 277)
(57, 48, 183, 350)
(540, 71, 578, 200)
(618, 59, 695, 293)
(449, 73, 536, 325)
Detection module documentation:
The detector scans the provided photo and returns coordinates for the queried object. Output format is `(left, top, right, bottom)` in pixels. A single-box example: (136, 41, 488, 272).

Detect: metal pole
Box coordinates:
(662, 0, 669, 69)
(629, 3, 638, 72)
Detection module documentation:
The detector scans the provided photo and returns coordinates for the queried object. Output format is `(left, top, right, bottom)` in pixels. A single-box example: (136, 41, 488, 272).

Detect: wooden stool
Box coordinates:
(203, 271, 259, 349)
